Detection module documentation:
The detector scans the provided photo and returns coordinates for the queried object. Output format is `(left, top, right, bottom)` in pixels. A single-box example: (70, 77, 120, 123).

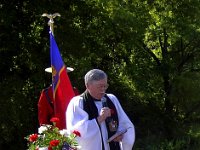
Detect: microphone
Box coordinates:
(102, 97, 108, 107)
(101, 97, 117, 132)
(102, 97, 112, 123)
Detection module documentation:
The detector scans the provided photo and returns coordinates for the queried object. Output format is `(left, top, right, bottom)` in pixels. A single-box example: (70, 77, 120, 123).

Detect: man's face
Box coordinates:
(87, 78, 109, 99)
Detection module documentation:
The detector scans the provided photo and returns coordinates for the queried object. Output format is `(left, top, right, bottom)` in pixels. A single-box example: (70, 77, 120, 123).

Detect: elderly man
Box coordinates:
(66, 69, 135, 150)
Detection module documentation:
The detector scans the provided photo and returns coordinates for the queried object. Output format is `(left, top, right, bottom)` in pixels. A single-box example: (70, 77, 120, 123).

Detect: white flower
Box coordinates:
(38, 147, 48, 150)
(76, 145, 82, 149)
(59, 129, 70, 136)
(38, 125, 51, 134)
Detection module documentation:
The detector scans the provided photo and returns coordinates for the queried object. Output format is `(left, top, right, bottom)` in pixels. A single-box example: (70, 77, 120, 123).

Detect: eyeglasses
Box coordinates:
(95, 83, 109, 89)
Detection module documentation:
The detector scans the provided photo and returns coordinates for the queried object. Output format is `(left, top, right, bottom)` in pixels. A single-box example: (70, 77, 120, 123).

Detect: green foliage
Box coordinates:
(135, 135, 200, 150)
(1, 0, 200, 149)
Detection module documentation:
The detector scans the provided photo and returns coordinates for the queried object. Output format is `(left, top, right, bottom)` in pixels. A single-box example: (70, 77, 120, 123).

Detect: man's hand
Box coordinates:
(97, 107, 111, 123)
(113, 134, 123, 142)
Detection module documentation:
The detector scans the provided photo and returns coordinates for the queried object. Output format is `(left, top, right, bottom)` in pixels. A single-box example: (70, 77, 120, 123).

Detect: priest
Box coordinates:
(66, 69, 135, 150)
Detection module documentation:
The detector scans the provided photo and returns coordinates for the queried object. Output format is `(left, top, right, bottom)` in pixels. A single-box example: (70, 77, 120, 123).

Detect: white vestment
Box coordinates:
(66, 93, 135, 150)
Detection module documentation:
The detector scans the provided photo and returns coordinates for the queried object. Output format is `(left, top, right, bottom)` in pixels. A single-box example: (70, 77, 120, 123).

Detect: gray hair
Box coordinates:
(84, 69, 107, 85)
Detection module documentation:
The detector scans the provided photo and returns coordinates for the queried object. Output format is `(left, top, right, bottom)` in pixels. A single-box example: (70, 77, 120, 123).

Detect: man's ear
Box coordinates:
(86, 83, 93, 90)
(85, 83, 89, 89)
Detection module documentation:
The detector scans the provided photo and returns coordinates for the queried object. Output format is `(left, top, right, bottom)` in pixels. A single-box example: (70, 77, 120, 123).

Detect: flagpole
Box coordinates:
(41, 12, 75, 129)
(42, 12, 61, 93)
(42, 13, 61, 35)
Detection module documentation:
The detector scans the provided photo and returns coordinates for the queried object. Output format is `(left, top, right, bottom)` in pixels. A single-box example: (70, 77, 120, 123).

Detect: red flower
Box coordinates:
(72, 130, 81, 137)
(29, 134, 38, 142)
(49, 139, 60, 147)
(110, 109, 115, 115)
(50, 117, 60, 123)
(48, 147, 53, 150)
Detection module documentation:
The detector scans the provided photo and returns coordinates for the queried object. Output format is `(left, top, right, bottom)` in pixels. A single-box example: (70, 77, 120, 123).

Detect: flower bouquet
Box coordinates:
(25, 117, 81, 150)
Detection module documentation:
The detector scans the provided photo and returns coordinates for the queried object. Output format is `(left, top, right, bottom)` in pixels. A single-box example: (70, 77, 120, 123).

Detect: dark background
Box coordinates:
(1, 0, 200, 149)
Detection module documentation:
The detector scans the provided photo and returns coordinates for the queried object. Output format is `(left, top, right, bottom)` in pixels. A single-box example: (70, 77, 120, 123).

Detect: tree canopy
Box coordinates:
(1, 0, 200, 149)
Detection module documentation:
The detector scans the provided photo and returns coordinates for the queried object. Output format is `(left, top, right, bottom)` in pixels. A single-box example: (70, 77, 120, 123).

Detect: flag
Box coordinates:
(50, 32, 75, 129)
